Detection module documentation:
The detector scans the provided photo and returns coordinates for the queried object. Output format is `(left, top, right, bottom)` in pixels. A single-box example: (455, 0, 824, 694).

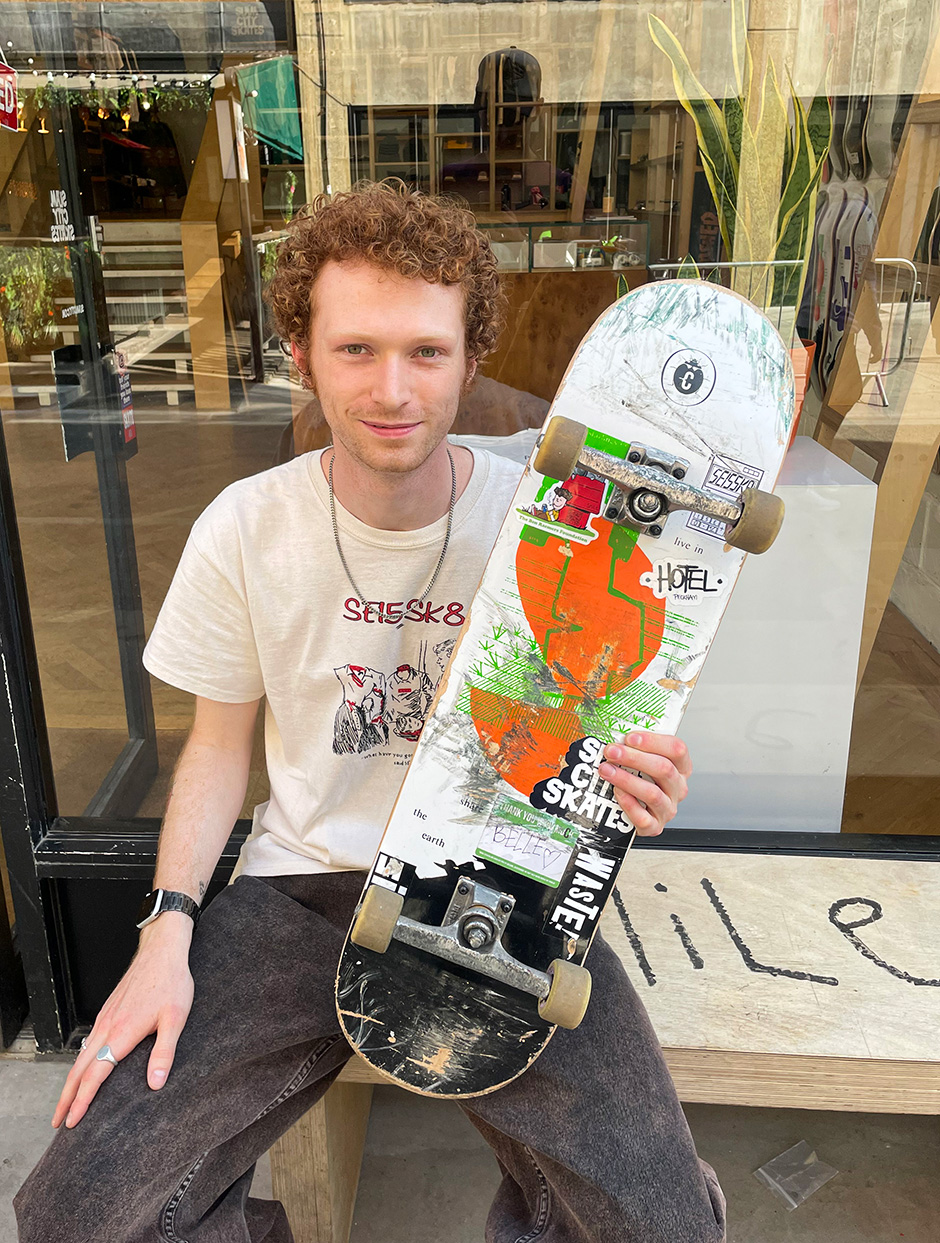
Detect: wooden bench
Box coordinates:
(268, 841, 940, 1242)
(269, 1048, 940, 1243)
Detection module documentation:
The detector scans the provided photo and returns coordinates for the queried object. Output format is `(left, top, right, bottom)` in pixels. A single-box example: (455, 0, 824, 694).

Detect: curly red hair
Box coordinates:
(264, 180, 506, 362)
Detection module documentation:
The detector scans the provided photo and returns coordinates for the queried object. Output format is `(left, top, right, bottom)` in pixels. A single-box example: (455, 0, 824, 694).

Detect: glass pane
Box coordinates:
(0, 0, 936, 842)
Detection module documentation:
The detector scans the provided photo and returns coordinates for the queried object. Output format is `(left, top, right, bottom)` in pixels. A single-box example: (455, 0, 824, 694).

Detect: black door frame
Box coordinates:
(0, 403, 253, 1048)
(31, 2, 160, 821)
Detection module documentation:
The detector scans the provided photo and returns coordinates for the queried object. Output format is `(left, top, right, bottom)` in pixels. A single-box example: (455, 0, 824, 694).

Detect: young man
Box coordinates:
(16, 182, 725, 1243)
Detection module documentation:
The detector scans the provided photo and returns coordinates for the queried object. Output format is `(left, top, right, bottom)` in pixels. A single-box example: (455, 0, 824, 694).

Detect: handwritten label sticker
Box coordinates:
(475, 798, 576, 886)
(639, 559, 727, 606)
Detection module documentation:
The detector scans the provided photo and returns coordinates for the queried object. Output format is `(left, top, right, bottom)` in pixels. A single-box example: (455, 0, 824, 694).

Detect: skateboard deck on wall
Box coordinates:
(811, 182, 846, 393)
(820, 186, 876, 391)
(335, 280, 795, 1098)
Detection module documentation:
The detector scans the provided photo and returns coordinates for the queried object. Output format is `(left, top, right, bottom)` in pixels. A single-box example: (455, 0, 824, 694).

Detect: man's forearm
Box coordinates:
(152, 737, 252, 907)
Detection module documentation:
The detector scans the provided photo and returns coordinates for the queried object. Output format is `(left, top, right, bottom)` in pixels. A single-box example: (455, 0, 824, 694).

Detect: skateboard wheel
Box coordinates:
(534, 417, 587, 481)
(350, 885, 404, 954)
(538, 960, 592, 1029)
(725, 487, 785, 555)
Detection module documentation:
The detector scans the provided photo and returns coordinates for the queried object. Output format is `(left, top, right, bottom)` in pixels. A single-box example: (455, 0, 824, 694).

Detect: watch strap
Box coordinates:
(158, 890, 201, 924)
(137, 888, 201, 929)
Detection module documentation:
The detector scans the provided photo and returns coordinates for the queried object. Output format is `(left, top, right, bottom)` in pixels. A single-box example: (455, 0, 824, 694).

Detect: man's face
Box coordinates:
(293, 259, 474, 475)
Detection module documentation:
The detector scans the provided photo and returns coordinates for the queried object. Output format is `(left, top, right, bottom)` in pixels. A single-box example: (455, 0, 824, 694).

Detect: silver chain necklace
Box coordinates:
(328, 448, 457, 619)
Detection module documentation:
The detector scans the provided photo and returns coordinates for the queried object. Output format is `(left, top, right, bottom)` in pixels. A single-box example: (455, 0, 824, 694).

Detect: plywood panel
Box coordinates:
(602, 849, 940, 1064)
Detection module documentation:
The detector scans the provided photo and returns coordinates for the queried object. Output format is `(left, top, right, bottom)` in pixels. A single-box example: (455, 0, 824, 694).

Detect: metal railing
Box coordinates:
(860, 258, 918, 407)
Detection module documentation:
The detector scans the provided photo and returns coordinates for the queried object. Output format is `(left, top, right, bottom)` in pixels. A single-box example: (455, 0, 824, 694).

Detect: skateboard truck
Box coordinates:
(351, 876, 592, 1028)
(534, 416, 784, 554)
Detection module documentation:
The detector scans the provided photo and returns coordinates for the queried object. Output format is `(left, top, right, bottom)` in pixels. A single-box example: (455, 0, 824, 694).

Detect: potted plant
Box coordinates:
(647, 0, 832, 428)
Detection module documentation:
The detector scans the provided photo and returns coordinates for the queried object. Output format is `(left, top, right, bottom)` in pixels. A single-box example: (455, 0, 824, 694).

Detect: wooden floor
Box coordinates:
(843, 602, 940, 835)
(0, 410, 937, 836)
(5, 414, 278, 819)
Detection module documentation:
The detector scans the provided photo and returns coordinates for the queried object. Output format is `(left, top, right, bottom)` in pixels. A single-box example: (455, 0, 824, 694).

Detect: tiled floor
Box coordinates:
(3, 1060, 937, 1242)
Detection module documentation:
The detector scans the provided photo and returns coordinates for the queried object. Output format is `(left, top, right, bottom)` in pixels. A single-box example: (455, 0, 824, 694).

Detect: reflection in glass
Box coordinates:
(0, 0, 935, 836)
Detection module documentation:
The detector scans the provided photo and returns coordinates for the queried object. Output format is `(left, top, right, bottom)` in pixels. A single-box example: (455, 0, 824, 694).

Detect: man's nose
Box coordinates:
(371, 356, 410, 411)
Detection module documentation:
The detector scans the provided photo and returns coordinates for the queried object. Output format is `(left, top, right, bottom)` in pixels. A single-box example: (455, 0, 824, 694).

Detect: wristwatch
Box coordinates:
(136, 889, 201, 930)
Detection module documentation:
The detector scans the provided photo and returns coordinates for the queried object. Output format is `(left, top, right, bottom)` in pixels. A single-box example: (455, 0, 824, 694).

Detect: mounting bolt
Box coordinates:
(672, 466, 686, 480)
(499, 899, 513, 914)
(649, 524, 663, 537)
(628, 450, 642, 463)
(632, 490, 664, 519)
(605, 505, 619, 520)
(462, 914, 496, 950)
(457, 881, 470, 895)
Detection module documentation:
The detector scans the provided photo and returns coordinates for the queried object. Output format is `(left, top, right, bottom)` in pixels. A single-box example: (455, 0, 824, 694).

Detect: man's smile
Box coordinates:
(360, 420, 422, 438)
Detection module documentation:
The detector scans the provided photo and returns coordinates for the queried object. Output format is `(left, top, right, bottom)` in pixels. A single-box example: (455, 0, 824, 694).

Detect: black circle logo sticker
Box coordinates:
(662, 350, 716, 406)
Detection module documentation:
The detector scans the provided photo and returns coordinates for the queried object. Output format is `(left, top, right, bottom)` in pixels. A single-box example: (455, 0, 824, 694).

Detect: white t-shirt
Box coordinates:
(142, 446, 524, 877)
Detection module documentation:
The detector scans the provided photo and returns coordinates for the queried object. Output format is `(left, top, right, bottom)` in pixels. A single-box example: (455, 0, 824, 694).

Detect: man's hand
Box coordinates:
(52, 915, 195, 1130)
(599, 730, 692, 837)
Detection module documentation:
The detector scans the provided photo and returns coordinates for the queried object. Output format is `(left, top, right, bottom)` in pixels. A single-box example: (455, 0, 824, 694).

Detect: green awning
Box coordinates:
(236, 56, 303, 162)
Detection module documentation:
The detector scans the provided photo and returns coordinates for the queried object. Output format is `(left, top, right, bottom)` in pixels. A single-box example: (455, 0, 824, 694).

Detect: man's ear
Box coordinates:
(290, 341, 309, 374)
(464, 358, 478, 388)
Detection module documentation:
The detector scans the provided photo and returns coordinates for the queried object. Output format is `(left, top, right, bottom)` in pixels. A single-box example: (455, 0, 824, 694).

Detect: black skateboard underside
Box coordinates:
(336, 845, 629, 1096)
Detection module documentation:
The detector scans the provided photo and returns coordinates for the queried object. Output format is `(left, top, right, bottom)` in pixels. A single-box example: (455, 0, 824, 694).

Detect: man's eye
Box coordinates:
(345, 345, 366, 355)
(418, 347, 440, 358)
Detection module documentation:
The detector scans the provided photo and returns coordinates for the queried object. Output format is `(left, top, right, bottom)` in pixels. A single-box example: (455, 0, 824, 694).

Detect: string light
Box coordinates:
(21, 68, 216, 87)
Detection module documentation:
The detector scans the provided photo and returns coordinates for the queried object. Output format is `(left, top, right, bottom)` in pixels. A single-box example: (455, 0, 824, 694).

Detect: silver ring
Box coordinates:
(96, 1044, 118, 1067)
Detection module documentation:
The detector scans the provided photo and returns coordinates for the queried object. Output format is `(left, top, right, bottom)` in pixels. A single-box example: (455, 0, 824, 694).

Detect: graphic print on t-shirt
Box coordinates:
(333, 638, 455, 756)
(333, 665, 387, 753)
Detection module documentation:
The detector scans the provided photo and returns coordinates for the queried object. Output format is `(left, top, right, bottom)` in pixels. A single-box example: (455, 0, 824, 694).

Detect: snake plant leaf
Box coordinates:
(737, 57, 793, 271)
(698, 149, 740, 258)
(728, 0, 752, 101)
(676, 256, 702, 280)
(777, 86, 830, 248)
(775, 85, 831, 311)
(648, 13, 739, 256)
(616, 273, 629, 300)
(649, 1, 831, 320)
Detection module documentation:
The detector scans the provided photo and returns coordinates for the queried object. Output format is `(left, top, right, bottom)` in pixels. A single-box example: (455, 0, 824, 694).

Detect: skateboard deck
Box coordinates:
(820, 186, 876, 391)
(336, 280, 795, 1097)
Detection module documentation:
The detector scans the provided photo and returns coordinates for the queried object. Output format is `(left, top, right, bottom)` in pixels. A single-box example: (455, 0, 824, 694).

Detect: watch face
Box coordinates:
(136, 890, 162, 927)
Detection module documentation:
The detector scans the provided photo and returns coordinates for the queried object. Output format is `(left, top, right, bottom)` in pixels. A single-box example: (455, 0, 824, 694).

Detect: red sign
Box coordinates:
(114, 347, 137, 444)
(0, 66, 17, 133)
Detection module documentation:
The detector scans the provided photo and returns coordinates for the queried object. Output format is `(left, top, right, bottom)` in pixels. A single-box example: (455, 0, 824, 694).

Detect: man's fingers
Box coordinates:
(610, 788, 664, 836)
(53, 1037, 106, 1127)
(602, 766, 676, 829)
(63, 1053, 121, 1129)
(602, 741, 690, 806)
(147, 1007, 188, 1090)
(614, 730, 692, 778)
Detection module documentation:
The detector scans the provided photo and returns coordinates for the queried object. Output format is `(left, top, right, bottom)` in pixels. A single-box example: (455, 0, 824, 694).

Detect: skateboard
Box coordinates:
(820, 186, 876, 391)
(809, 181, 846, 394)
(335, 281, 794, 1098)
